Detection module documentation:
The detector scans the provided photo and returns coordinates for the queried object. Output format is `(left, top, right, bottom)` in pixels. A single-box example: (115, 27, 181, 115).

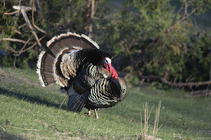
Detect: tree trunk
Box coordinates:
(83, 0, 92, 34)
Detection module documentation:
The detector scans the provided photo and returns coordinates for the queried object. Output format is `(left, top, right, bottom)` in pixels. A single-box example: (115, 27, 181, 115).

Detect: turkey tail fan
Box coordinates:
(37, 32, 100, 87)
(37, 51, 56, 87)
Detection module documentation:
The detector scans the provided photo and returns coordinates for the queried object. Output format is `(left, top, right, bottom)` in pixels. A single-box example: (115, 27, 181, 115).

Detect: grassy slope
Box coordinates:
(0, 67, 210, 140)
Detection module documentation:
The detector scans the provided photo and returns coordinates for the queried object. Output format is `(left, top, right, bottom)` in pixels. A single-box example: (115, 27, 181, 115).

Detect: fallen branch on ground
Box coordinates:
(141, 75, 211, 88)
(191, 90, 211, 97)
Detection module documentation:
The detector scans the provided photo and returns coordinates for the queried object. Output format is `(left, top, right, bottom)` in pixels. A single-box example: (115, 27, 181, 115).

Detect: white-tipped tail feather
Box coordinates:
(81, 34, 99, 49)
(37, 51, 47, 87)
(52, 47, 69, 86)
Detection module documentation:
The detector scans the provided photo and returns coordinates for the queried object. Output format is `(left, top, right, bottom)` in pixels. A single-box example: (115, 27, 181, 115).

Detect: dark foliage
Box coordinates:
(0, 0, 211, 89)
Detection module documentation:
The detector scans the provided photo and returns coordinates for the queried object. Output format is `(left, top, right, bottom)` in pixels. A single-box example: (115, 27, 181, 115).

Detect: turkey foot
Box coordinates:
(85, 109, 91, 116)
(85, 109, 99, 119)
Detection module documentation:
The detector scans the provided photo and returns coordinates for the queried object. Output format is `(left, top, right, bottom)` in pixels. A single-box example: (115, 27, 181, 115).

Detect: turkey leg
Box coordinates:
(94, 109, 99, 119)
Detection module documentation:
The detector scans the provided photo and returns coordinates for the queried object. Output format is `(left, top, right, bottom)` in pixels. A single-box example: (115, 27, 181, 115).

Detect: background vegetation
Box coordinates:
(0, 0, 211, 90)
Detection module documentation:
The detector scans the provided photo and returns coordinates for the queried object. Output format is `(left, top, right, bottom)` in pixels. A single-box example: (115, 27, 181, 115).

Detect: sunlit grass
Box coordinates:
(0, 67, 211, 139)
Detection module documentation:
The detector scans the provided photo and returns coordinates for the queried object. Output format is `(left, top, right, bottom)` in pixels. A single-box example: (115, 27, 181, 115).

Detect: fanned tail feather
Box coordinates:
(37, 32, 100, 87)
(36, 51, 56, 87)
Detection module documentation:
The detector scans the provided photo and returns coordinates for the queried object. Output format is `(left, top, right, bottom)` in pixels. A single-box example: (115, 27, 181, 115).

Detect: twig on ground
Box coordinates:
(59, 95, 67, 110)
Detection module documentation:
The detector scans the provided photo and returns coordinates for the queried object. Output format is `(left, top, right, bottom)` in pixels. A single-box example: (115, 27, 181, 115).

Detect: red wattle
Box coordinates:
(110, 65, 118, 79)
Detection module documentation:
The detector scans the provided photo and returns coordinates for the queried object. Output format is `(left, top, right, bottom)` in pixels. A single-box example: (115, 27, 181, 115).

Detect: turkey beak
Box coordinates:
(104, 63, 110, 72)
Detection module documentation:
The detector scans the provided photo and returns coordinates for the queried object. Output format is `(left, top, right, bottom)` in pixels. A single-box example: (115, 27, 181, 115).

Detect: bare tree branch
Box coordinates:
(18, 23, 27, 29)
(19, 34, 46, 54)
(18, 5, 42, 47)
(18, 38, 31, 55)
(183, 0, 187, 20)
(167, 0, 198, 33)
(4, 44, 17, 53)
(3, 4, 43, 48)
(13, 34, 46, 57)
(9, 5, 54, 57)
(3, 0, 5, 7)
(14, 29, 22, 35)
(88, 0, 95, 38)
(2, 1, 51, 68)
(2, 38, 26, 44)
(3, 4, 46, 55)
(4, 10, 20, 15)
(32, 0, 46, 34)
(4, 0, 22, 16)
(13, 5, 32, 12)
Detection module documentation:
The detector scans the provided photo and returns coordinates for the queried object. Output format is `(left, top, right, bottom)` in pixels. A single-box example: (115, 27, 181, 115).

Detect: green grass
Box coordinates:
(0, 67, 211, 140)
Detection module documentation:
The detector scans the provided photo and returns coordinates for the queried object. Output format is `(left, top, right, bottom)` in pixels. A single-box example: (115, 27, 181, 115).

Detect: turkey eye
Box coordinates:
(104, 60, 108, 64)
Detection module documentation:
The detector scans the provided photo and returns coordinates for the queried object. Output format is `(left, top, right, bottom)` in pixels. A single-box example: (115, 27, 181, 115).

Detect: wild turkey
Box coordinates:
(37, 32, 126, 118)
